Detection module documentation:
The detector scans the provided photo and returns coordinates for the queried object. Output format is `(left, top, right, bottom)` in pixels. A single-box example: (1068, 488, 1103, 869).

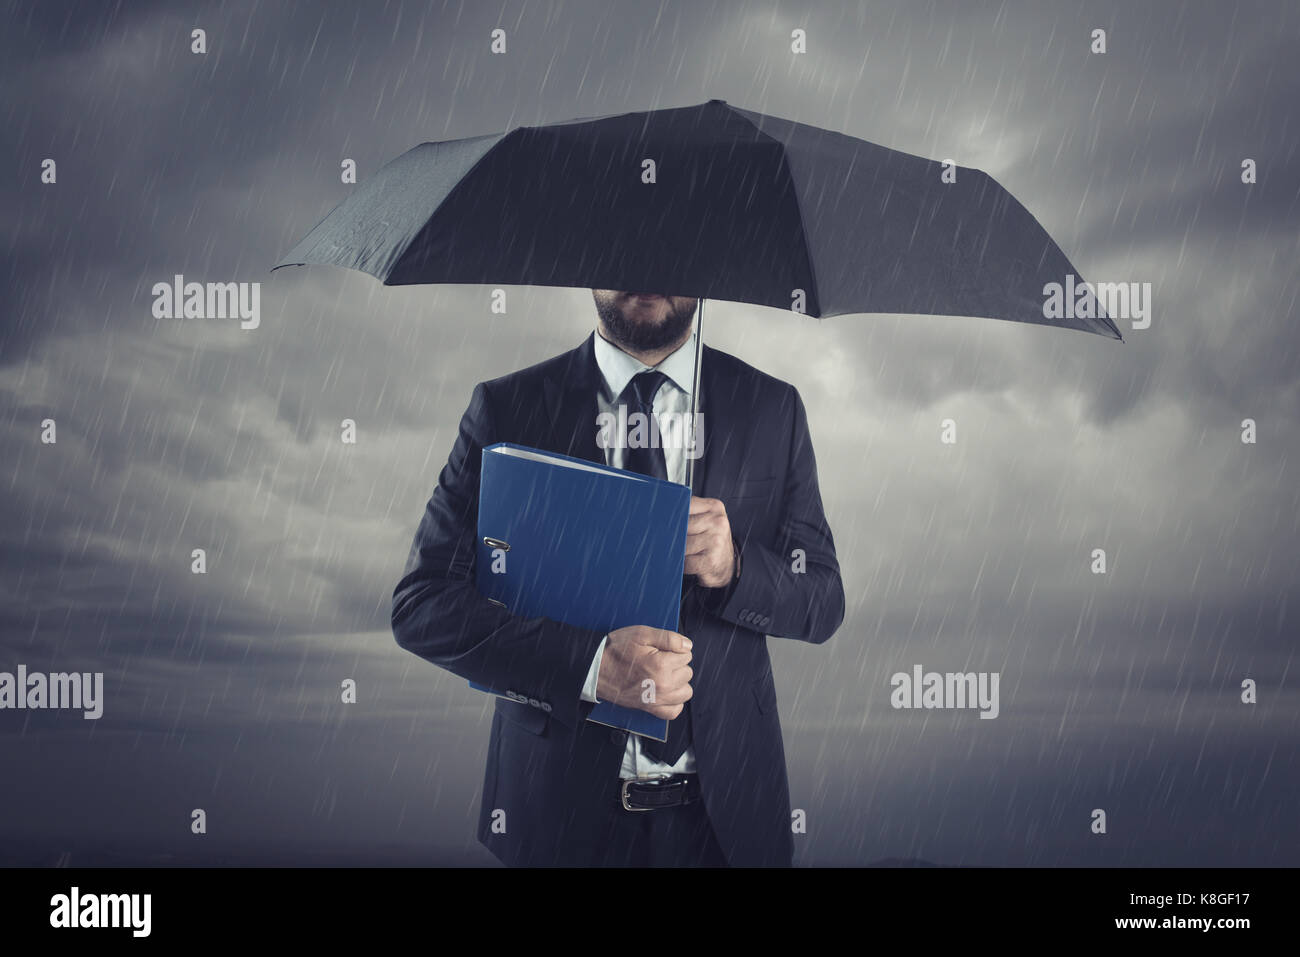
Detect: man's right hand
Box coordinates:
(596, 626, 693, 720)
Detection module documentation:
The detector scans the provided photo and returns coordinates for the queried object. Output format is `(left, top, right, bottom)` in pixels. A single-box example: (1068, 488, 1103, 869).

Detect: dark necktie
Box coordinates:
(621, 370, 669, 481)
(618, 370, 693, 765)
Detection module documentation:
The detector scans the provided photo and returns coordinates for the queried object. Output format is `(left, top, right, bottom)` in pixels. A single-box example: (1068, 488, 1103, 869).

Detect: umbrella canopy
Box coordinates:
(272, 98, 1121, 340)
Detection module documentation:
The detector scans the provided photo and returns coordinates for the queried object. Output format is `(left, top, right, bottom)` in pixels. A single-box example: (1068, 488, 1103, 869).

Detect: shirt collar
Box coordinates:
(593, 329, 696, 401)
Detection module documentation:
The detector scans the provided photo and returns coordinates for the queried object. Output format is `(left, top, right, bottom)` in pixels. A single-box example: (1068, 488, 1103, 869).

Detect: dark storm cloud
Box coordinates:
(0, 0, 1296, 864)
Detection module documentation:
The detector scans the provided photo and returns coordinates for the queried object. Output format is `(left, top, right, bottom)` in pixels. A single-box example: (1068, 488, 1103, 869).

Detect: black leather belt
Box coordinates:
(620, 774, 701, 811)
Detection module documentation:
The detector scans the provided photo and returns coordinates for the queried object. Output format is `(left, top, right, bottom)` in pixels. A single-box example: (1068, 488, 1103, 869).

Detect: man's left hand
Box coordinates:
(685, 496, 735, 588)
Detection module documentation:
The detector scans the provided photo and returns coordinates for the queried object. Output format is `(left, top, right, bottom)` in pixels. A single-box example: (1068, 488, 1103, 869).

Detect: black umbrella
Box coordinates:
(273, 98, 1122, 483)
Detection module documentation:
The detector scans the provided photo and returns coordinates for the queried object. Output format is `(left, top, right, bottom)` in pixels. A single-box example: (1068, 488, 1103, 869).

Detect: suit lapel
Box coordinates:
(693, 344, 718, 498)
(542, 333, 604, 465)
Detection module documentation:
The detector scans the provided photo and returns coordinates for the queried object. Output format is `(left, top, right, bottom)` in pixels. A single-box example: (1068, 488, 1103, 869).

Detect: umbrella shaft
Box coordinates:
(685, 298, 705, 492)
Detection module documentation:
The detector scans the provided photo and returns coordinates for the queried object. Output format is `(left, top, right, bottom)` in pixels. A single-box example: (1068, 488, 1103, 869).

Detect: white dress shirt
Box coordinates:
(580, 329, 699, 780)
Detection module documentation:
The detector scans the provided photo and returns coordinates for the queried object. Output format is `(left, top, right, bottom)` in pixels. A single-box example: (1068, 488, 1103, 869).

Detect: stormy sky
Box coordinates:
(1, 0, 1296, 866)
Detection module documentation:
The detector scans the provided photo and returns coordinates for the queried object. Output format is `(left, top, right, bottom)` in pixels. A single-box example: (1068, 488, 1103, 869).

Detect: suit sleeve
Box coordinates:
(390, 382, 606, 730)
(706, 385, 845, 644)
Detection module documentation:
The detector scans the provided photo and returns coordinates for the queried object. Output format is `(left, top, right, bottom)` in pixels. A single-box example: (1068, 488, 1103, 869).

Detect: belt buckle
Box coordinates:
(621, 773, 673, 812)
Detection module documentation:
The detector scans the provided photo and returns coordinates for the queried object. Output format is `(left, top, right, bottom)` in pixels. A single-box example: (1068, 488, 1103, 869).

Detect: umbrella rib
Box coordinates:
(723, 104, 823, 319)
(386, 129, 523, 284)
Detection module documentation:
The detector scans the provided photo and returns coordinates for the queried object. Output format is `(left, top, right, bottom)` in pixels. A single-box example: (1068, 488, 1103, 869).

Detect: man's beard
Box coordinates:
(595, 295, 697, 352)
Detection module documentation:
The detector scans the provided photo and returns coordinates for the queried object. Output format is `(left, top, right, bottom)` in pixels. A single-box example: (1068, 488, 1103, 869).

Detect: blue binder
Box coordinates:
(471, 442, 692, 740)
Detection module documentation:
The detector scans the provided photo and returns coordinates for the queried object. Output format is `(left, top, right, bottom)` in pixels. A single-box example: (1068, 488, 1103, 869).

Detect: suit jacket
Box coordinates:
(391, 333, 845, 866)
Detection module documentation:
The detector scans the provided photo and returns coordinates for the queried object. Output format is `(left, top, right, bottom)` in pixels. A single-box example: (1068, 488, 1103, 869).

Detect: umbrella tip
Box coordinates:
(706, 98, 727, 105)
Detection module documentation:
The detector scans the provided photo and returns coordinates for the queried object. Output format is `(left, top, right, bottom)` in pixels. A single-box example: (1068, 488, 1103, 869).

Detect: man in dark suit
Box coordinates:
(391, 290, 844, 866)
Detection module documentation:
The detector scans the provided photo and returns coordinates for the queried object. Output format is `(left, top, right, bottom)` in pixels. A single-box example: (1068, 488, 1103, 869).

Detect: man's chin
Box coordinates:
(596, 295, 695, 352)
(606, 326, 680, 352)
